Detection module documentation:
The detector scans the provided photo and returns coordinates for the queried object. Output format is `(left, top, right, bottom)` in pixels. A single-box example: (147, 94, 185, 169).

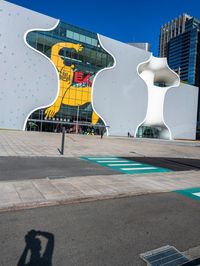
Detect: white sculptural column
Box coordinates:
(137, 56, 180, 139)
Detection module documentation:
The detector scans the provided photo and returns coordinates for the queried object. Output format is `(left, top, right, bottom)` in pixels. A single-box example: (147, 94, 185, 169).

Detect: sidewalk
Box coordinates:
(0, 170, 200, 212)
(0, 130, 200, 158)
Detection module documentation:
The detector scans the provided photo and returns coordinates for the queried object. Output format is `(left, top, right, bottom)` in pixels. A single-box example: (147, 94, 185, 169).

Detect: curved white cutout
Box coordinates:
(135, 55, 152, 138)
(135, 55, 180, 140)
(23, 20, 60, 130)
(91, 33, 116, 136)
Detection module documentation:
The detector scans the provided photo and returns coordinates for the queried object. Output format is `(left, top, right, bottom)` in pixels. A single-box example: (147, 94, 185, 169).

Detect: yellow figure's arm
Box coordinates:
(51, 42, 83, 68)
(45, 42, 83, 119)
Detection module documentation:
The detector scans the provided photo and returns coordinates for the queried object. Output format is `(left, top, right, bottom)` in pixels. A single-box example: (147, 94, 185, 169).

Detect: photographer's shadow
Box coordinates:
(17, 230, 54, 266)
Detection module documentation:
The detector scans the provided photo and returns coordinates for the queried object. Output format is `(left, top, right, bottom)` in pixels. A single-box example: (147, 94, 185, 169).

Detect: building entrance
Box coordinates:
(136, 126, 160, 139)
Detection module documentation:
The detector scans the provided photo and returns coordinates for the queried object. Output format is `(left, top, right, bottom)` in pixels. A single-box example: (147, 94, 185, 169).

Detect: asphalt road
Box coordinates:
(123, 157, 200, 171)
(1, 192, 200, 266)
(0, 156, 119, 181)
(0, 156, 200, 181)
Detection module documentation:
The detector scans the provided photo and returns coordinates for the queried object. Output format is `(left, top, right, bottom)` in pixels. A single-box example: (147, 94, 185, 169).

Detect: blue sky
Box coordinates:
(7, 0, 200, 55)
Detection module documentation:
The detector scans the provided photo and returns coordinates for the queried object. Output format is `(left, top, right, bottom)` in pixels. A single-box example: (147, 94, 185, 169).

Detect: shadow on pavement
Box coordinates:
(17, 230, 54, 266)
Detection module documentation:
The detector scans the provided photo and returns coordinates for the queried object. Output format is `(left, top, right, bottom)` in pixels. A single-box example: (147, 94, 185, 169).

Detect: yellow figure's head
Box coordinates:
(59, 62, 75, 84)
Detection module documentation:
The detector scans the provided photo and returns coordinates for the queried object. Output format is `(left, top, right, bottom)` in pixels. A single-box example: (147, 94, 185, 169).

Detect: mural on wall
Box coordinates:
(45, 42, 99, 125)
(26, 22, 114, 128)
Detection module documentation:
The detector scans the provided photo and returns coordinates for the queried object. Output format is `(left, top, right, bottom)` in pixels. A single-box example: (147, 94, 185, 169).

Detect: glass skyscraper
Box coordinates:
(159, 15, 200, 138)
(167, 17, 200, 86)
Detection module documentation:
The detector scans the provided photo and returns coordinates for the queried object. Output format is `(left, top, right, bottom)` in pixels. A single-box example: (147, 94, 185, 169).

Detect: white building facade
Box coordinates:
(0, 1, 198, 140)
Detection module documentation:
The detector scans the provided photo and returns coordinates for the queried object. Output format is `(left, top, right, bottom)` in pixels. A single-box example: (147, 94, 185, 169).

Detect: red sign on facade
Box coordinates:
(74, 71, 92, 86)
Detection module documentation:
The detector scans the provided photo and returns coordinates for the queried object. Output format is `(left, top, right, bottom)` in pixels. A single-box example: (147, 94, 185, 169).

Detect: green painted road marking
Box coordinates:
(175, 187, 200, 201)
(81, 156, 172, 175)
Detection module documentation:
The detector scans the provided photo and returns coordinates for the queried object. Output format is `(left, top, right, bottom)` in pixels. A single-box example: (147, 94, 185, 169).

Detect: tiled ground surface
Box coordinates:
(0, 170, 200, 211)
(0, 130, 200, 158)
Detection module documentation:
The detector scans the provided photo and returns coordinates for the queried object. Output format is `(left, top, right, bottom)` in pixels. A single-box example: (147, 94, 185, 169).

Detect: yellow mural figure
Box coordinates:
(44, 42, 99, 125)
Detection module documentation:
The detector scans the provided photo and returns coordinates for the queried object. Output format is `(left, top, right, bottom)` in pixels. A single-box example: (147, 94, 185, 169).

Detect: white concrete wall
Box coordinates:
(164, 83, 199, 140)
(0, 1, 59, 130)
(92, 34, 151, 136)
(93, 38, 198, 140)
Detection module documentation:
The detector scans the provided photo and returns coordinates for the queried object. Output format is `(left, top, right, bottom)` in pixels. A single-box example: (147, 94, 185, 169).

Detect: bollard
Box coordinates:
(58, 126, 65, 155)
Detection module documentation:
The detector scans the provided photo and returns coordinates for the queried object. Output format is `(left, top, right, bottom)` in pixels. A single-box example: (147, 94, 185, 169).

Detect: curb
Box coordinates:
(0, 190, 165, 213)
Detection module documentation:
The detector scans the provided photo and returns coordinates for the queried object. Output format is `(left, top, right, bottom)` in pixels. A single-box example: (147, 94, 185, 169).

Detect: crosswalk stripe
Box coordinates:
(81, 156, 171, 175)
(108, 163, 142, 166)
(121, 167, 157, 171)
(192, 192, 200, 197)
(97, 160, 129, 163)
(87, 157, 118, 160)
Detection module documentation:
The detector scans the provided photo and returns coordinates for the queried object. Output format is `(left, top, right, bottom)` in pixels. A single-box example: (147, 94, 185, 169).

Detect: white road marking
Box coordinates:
(97, 160, 129, 163)
(108, 163, 142, 166)
(88, 157, 118, 160)
(192, 192, 200, 197)
(121, 167, 157, 171)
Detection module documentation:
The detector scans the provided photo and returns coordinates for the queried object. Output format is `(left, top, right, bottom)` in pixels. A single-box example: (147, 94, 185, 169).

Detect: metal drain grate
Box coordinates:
(140, 245, 189, 266)
(47, 176, 66, 180)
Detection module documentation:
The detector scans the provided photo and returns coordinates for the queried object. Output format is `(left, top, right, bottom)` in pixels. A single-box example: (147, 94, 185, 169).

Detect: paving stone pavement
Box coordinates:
(0, 170, 200, 211)
(0, 130, 200, 158)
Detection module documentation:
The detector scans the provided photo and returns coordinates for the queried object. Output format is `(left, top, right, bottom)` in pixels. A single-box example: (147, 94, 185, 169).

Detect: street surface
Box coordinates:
(0, 156, 200, 181)
(0, 131, 200, 265)
(1, 193, 200, 266)
(0, 156, 119, 181)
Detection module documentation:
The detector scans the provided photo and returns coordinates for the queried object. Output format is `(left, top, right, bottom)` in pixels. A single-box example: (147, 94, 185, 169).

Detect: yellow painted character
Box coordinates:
(44, 42, 99, 125)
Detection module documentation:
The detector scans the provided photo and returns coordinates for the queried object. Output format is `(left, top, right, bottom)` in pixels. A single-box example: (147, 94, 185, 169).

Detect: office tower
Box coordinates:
(159, 14, 200, 134)
(159, 13, 191, 57)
